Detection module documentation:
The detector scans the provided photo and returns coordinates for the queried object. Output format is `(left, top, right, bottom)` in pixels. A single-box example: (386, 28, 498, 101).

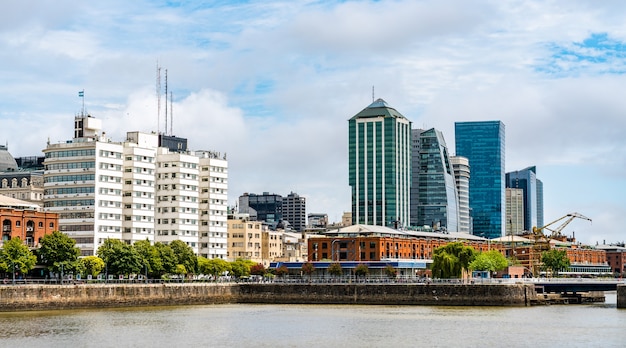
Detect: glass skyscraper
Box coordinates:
(506, 166, 544, 232)
(454, 121, 505, 239)
(411, 128, 459, 231)
(349, 98, 412, 228)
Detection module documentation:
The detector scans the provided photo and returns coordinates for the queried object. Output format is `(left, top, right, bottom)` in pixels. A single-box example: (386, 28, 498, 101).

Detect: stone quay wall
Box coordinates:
(238, 283, 534, 306)
(0, 283, 535, 312)
(618, 284, 626, 309)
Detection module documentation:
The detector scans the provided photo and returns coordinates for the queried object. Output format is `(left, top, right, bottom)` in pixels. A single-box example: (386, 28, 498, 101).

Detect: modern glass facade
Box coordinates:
(506, 166, 543, 232)
(349, 99, 411, 228)
(238, 192, 283, 223)
(410, 128, 459, 231)
(454, 121, 505, 239)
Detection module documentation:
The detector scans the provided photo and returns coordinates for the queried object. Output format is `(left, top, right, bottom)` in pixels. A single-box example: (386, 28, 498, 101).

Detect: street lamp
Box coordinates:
(12, 261, 15, 285)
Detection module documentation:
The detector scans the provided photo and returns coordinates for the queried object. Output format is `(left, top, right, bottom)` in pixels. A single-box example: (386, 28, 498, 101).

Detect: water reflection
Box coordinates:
(0, 293, 623, 347)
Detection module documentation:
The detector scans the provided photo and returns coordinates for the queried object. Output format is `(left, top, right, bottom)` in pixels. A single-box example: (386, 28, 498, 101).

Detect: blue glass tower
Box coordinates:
(454, 121, 505, 239)
(506, 166, 543, 232)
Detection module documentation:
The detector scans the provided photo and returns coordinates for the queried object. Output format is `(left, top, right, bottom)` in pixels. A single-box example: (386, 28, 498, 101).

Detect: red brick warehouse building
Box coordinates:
(1, 196, 58, 248)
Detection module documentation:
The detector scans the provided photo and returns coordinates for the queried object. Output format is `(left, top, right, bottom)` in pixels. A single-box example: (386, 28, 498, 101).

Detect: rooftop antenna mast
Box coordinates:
(372, 86, 375, 102)
(156, 62, 161, 134)
(164, 69, 168, 136)
(170, 91, 173, 136)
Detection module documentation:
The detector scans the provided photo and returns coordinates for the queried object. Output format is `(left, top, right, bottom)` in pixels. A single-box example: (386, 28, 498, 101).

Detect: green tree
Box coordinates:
(0, 237, 37, 278)
(133, 239, 162, 279)
(155, 242, 177, 276)
(431, 242, 477, 279)
(230, 259, 255, 278)
(469, 250, 509, 274)
(77, 256, 105, 278)
(37, 231, 80, 274)
(175, 264, 187, 279)
(328, 262, 343, 278)
(169, 240, 198, 275)
(198, 257, 231, 280)
(97, 239, 143, 276)
(354, 264, 369, 277)
(541, 249, 570, 277)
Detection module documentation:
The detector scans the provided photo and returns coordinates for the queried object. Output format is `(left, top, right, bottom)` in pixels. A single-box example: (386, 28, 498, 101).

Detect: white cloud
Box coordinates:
(2, 0, 626, 244)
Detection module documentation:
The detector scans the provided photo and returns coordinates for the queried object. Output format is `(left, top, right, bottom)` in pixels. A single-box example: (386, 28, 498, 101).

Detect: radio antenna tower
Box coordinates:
(164, 69, 168, 135)
(156, 62, 161, 134)
(170, 91, 173, 136)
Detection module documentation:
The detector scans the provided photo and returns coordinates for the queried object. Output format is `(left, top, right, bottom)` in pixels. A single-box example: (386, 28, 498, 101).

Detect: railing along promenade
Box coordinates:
(2, 276, 623, 287)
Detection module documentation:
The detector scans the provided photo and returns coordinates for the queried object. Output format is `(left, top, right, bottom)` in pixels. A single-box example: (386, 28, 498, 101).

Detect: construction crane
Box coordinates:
(530, 212, 592, 276)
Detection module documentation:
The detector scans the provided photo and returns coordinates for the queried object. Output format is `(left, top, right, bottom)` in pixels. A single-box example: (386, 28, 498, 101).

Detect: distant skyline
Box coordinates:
(1, 1, 625, 244)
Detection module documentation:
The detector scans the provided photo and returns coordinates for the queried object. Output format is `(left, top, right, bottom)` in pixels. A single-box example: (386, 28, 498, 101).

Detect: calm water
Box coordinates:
(0, 293, 624, 348)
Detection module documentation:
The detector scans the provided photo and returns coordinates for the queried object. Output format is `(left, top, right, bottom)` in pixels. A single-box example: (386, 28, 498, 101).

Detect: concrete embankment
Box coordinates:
(0, 283, 535, 312)
(618, 284, 626, 309)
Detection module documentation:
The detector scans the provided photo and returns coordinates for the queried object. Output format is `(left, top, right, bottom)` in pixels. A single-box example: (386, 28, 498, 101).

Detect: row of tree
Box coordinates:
(0, 232, 261, 280)
(431, 241, 571, 278)
(0, 232, 570, 281)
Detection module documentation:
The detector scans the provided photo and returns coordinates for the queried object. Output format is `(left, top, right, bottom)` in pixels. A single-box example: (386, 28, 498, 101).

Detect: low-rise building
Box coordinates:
(597, 244, 626, 276)
(1, 195, 58, 248)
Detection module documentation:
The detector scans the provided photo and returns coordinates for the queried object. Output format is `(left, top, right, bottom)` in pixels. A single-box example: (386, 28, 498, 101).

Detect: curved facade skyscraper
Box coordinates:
(411, 129, 459, 232)
(348, 99, 412, 228)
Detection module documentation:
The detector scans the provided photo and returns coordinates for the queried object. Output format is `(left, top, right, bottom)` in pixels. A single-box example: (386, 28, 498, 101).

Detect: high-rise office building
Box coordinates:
(536, 179, 544, 228)
(506, 166, 543, 232)
(282, 192, 306, 232)
(238, 192, 283, 224)
(505, 188, 524, 235)
(349, 98, 412, 228)
(411, 128, 459, 231)
(454, 121, 505, 239)
(450, 156, 471, 233)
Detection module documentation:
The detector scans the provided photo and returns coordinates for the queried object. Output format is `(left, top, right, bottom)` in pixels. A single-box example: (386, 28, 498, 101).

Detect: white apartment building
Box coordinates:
(155, 148, 200, 253)
(197, 151, 228, 259)
(43, 114, 228, 258)
(123, 132, 158, 245)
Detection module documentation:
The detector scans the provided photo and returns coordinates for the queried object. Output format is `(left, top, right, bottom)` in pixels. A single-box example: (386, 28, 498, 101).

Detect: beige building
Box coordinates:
(227, 214, 266, 263)
(505, 188, 524, 235)
(262, 229, 283, 267)
(341, 212, 352, 227)
(279, 231, 308, 262)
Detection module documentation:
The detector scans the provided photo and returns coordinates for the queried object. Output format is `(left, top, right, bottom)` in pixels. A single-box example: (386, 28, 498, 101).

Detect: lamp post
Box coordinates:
(60, 263, 64, 285)
(12, 261, 15, 285)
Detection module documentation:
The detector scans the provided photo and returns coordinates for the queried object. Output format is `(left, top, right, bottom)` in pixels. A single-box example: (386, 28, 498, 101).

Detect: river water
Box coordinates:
(0, 292, 624, 347)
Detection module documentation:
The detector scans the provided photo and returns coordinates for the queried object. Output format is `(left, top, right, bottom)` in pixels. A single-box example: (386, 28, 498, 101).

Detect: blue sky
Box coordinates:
(1, 0, 625, 245)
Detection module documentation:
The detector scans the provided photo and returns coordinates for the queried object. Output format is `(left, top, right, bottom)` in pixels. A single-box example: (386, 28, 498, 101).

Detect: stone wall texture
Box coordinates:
(0, 283, 536, 312)
(618, 284, 626, 309)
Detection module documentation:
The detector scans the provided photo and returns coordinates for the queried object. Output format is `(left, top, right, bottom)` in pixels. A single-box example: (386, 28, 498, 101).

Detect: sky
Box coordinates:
(1, 0, 625, 245)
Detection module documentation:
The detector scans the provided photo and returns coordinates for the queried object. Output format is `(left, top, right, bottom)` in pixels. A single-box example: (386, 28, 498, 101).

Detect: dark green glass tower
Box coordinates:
(348, 99, 412, 228)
